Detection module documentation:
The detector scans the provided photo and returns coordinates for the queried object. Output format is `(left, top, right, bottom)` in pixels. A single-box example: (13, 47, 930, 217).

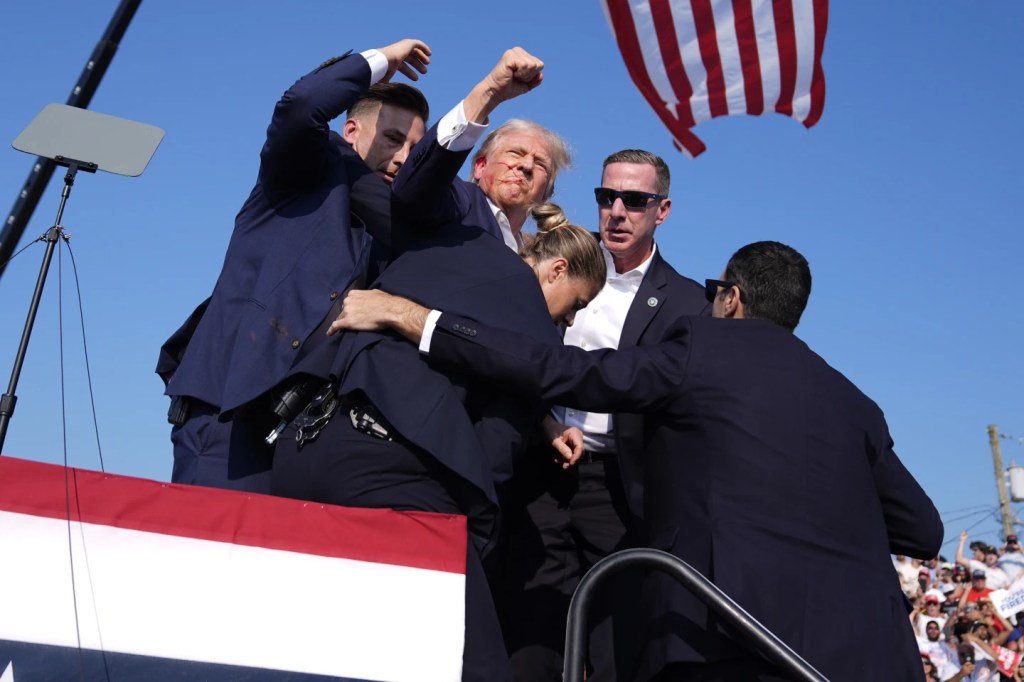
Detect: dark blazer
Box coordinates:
(390, 126, 504, 247)
(610, 248, 708, 520)
(283, 124, 560, 541)
(288, 224, 559, 535)
(158, 53, 391, 415)
(427, 313, 943, 682)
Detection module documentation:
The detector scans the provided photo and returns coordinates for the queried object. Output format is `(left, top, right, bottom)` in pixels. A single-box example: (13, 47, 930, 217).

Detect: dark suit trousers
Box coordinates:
(493, 453, 644, 682)
(270, 411, 512, 682)
(170, 400, 275, 493)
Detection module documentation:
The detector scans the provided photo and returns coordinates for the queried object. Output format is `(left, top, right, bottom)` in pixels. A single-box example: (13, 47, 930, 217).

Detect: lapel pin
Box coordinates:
(647, 297, 658, 307)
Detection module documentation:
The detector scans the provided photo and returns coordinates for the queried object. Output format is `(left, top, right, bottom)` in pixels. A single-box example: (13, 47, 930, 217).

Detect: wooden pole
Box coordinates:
(989, 424, 1014, 539)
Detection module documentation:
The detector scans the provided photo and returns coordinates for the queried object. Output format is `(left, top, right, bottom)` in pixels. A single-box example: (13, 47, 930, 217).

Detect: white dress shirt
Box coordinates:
(551, 244, 657, 452)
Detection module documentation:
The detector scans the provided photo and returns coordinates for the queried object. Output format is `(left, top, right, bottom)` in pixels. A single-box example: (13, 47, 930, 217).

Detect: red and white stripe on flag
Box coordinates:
(601, 0, 828, 157)
(0, 456, 468, 681)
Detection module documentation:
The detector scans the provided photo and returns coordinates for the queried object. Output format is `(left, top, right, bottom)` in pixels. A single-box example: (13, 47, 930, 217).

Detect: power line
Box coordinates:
(940, 505, 994, 517)
(940, 511, 1001, 549)
(942, 508, 997, 526)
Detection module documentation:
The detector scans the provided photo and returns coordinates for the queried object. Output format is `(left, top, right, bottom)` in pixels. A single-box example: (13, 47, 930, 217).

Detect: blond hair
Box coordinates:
(521, 203, 605, 297)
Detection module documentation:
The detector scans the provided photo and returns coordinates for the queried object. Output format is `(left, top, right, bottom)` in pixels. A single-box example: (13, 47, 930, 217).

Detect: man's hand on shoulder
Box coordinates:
(376, 39, 432, 83)
(328, 289, 429, 344)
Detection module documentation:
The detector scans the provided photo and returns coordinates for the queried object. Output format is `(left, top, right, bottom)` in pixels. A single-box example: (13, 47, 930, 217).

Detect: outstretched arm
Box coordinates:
(261, 39, 430, 192)
(956, 531, 973, 569)
(462, 47, 545, 125)
(329, 289, 691, 416)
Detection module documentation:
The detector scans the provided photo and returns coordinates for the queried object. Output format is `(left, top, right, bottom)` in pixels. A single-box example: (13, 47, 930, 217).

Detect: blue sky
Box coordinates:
(1, 2, 1021, 556)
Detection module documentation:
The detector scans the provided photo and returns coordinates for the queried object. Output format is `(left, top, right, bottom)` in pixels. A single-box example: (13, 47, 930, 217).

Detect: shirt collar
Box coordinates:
(602, 242, 657, 281)
(486, 197, 523, 251)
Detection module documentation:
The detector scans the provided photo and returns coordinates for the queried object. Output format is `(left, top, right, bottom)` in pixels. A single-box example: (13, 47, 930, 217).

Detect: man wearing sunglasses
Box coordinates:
(330, 239, 942, 682)
(492, 149, 708, 681)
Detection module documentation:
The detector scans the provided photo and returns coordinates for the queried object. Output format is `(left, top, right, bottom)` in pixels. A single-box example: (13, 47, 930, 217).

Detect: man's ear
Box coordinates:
(655, 197, 671, 225)
(472, 155, 487, 182)
(721, 285, 743, 319)
(342, 118, 360, 145)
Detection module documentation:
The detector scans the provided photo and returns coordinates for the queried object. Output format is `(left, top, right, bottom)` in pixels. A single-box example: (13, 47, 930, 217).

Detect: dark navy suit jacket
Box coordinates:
(427, 313, 944, 682)
(158, 53, 390, 415)
(608, 249, 708, 521)
(283, 123, 560, 542)
(391, 125, 503, 247)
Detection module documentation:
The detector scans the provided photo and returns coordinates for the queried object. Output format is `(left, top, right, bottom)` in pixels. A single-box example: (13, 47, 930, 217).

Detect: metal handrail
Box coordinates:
(562, 548, 828, 682)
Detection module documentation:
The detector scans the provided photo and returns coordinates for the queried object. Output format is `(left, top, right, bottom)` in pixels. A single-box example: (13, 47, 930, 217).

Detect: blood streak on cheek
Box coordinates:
(498, 162, 527, 185)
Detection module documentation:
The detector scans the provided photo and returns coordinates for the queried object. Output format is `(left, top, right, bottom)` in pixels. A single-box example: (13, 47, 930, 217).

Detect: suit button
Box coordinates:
(291, 339, 300, 349)
(469, 330, 477, 337)
(330, 291, 339, 301)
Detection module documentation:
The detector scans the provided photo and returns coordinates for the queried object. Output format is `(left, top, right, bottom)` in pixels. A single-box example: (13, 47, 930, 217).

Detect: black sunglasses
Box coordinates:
(704, 279, 748, 304)
(594, 187, 666, 210)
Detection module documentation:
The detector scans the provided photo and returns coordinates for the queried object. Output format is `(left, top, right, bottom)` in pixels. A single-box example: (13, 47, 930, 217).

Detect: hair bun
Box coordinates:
(531, 202, 570, 233)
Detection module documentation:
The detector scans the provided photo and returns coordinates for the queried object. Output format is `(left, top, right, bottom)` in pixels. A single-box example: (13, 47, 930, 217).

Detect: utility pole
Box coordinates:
(989, 424, 1015, 539)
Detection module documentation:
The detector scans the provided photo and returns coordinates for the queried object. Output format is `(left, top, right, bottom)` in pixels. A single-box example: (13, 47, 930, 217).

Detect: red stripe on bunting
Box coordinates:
(732, 0, 764, 115)
(649, 0, 697, 129)
(0, 456, 467, 574)
(691, 0, 730, 118)
(605, 0, 707, 156)
(803, 0, 828, 127)
(772, 0, 797, 117)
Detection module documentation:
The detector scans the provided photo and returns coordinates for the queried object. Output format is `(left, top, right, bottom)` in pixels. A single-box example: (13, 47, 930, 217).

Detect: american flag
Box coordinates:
(602, 0, 829, 157)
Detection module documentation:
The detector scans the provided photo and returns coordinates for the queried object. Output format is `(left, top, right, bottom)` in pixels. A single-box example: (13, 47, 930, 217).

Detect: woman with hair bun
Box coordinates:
(520, 202, 605, 326)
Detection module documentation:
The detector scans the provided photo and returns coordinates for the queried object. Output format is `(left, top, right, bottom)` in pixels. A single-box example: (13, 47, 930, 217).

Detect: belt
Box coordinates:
(578, 449, 615, 464)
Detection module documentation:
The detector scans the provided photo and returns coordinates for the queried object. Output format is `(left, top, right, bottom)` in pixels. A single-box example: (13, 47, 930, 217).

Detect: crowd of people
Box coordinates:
(902, 532, 1024, 681)
(156, 37, 943, 682)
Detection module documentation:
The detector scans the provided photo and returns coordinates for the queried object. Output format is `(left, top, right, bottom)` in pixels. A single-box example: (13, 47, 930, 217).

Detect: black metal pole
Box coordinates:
(0, 0, 142, 279)
(0, 162, 93, 454)
(563, 548, 829, 682)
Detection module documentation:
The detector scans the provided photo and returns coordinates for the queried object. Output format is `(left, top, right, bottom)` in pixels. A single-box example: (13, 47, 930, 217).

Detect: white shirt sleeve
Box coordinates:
(418, 309, 443, 354)
(359, 49, 388, 85)
(436, 101, 489, 151)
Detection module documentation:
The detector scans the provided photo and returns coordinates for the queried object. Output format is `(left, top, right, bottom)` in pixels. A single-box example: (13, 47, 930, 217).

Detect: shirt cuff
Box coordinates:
(417, 307, 442, 350)
(419, 309, 443, 354)
(360, 49, 388, 85)
(436, 101, 489, 151)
